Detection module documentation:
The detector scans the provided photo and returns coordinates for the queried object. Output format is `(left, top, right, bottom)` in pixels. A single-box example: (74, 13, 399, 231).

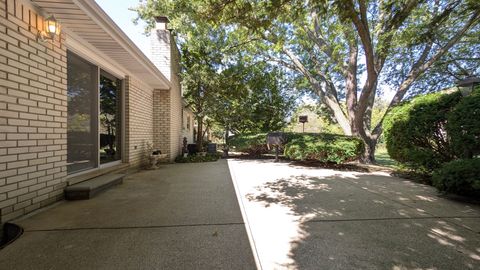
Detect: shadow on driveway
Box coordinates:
(229, 159, 480, 270)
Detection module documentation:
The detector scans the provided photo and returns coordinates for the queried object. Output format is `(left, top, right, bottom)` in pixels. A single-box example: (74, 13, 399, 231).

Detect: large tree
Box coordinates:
(137, 0, 480, 163)
(135, 1, 296, 148)
(211, 61, 296, 140)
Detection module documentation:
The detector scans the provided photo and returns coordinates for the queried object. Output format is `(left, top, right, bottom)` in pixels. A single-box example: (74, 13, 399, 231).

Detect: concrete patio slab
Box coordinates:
(0, 225, 253, 270)
(17, 161, 245, 231)
(243, 172, 428, 221)
(446, 217, 480, 234)
(340, 174, 480, 218)
(228, 159, 480, 270)
(288, 219, 480, 270)
(1, 160, 256, 270)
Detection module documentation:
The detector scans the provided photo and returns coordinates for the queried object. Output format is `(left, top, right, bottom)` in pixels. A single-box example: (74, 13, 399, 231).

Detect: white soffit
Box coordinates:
(31, 0, 171, 90)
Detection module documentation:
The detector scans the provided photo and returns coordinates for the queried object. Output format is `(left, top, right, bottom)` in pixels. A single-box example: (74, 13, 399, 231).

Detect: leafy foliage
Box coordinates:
(286, 104, 344, 134)
(135, 0, 480, 162)
(446, 87, 480, 158)
(432, 158, 480, 196)
(283, 133, 364, 164)
(134, 1, 296, 142)
(383, 90, 463, 172)
(229, 132, 364, 163)
(211, 62, 297, 135)
(228, 133, 270, 156)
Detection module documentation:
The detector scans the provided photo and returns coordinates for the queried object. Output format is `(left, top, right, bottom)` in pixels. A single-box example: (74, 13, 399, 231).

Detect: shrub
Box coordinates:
(446, 88, 480, 158)
(283, 133, 364, 164)
(228, 133, 269, 156)
(432, 158, 480, 196)
(383, 91, 462, 173)
(175, 153, 221, 163)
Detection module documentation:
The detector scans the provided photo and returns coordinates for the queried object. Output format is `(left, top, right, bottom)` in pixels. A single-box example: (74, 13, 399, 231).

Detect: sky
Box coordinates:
(94, 0, 396, 102)
(95, 0, 151, 58)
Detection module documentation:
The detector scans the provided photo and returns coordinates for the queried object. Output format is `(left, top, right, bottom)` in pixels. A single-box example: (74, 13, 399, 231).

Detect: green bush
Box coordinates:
(175, 153, 221, 163)
(432, 158, 480, 196)
(228, 133, 269, 156)
(283, 133, 364, 164)
(383, 91, 462, 173)
(446, 89, 480, 158)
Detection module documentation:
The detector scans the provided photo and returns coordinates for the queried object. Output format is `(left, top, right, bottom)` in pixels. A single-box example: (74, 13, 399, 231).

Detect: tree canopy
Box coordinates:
(135, 0, 480, 162)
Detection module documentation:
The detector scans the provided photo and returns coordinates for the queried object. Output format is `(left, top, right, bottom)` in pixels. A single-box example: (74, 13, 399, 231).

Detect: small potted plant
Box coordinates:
(145, 142, 167, 169)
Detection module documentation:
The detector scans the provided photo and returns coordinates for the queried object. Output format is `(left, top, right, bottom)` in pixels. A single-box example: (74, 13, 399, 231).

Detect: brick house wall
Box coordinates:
(0, 0, 183, 223)
(153, 89, 170, 159)
(124, 75, 155, 167)
(0, 0, 68, 223)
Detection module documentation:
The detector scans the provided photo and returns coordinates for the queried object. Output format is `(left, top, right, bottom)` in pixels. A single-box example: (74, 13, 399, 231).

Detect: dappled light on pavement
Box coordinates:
(228, 159, 480, 270)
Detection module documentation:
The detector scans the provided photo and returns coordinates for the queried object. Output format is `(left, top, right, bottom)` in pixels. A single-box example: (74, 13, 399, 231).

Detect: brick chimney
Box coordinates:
(151, 16, 172, 81)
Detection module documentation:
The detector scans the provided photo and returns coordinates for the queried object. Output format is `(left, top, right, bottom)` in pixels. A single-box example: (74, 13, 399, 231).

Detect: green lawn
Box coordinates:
(375, 144, 398, 168)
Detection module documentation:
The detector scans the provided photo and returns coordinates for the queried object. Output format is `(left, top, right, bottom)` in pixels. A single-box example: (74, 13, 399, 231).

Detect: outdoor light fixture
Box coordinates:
(38, 15, 60, 41)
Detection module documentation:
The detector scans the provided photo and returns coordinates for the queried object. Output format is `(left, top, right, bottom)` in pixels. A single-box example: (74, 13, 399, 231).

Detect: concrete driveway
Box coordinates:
(228, 159, 480, 270)
(0, 160, 256, 270)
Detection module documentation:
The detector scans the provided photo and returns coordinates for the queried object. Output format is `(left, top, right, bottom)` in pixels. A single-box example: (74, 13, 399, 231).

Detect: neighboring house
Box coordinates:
(0, 0, 183, 223)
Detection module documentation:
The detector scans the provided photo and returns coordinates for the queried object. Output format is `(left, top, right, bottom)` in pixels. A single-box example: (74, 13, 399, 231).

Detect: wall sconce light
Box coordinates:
(38, 15, 60, 42)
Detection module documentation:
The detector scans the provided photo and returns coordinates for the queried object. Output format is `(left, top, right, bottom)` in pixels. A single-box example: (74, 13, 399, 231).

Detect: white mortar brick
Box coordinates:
(0, 2, 67, 223)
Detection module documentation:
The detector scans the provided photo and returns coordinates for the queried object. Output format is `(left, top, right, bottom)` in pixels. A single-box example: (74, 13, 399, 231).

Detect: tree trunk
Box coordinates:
(359, 134, 377, 164)
(196, 117, 204, 152)
(224, 125, 229, 145)
(224, 125, 230, 157)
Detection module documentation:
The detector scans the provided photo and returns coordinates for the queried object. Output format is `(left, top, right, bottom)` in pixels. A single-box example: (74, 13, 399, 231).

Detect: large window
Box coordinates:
(67, 51, 122, 174)
(67, 52, 98, 174)
(99, 71, 122, 164)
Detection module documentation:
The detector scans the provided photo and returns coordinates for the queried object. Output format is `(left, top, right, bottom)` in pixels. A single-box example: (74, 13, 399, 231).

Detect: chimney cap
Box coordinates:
(154, 16, 170, 23)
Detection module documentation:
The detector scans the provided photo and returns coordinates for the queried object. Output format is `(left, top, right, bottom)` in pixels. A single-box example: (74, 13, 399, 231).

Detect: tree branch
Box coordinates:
(372, 9, 480, 137)
(283, 47, 351, 134)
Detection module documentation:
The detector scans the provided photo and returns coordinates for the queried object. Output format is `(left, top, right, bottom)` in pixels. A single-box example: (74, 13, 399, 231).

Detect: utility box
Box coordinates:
(267, 132, 286, 162)
(267, 132, 286, 146)
(207, 143, 217, 154)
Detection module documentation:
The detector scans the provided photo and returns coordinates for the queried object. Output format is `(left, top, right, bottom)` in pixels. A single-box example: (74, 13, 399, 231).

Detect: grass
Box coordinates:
(375, 144, 398, 168)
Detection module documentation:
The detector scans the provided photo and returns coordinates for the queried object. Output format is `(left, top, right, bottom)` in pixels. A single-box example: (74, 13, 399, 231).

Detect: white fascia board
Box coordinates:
(72, 0, 171, 90)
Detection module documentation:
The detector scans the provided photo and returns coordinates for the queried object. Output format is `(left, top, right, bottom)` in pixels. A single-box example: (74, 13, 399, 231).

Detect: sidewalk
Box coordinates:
(0, 160, 256, 270)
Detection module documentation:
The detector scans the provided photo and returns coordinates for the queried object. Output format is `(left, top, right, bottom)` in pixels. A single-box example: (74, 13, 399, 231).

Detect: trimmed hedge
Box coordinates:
(432, 158, 480, 196)
(228, 133, 269, 156)
(229, 132, 364, 164)
(383, 91, 462, 173)
(283, 133, 364, 164)
(446, 89, 480, 158)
